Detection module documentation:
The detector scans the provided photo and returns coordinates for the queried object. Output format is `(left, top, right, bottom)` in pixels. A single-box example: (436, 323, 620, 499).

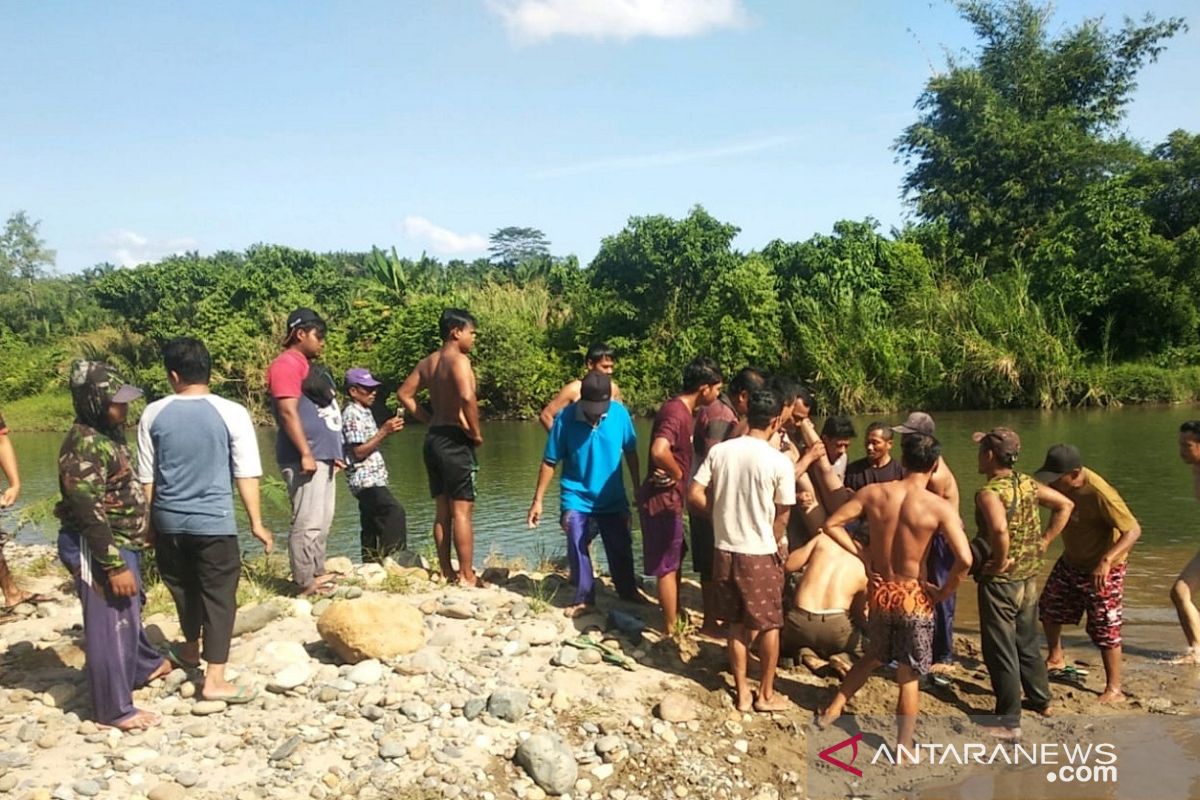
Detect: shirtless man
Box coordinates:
(397, 308, 485, 586)
(539, 343, 622, 431)
(1170, 420, 1200, 663)
(814, 433, 972, 754)
(783, 533, 868, 677)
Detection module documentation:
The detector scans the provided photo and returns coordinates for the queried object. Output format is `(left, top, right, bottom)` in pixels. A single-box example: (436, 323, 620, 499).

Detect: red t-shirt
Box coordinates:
(639, 396, 694, 516)
(266, 349, 309, 400)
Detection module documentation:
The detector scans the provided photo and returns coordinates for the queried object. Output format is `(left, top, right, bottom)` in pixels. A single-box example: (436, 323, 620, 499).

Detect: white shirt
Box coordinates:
(693, 435, 796, 555)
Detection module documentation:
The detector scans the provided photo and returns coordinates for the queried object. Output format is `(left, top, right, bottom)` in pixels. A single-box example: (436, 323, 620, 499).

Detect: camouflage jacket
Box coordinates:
(55, 422, 149, 571)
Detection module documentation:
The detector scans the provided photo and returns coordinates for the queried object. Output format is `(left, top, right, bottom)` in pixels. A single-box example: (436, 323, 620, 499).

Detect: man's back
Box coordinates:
(795, 535, 867, 611)
(859, 478, 953, 581)
(420, 348, 472, 429)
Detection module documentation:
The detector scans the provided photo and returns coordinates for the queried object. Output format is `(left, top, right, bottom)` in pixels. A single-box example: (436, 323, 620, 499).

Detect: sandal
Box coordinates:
(202, 683, 258, 705)
(562, 635, 636, 671)
(163, 644, 201, 670)
(1048, 665, 1089, 680)
(1, 593, 54, 612)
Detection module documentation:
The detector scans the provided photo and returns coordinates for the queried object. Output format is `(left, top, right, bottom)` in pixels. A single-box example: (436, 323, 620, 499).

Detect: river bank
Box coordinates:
(2, 543, 1199, 800)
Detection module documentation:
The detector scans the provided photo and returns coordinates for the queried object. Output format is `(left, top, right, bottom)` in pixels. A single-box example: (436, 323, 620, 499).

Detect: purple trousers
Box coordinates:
(562, 510, 639, 607)
(58, 531, 164, 727)
(927, 529, 957, 664)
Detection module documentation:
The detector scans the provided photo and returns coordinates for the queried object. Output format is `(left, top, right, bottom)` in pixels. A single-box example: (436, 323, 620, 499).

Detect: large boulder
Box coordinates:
(317, 596, 426, 663)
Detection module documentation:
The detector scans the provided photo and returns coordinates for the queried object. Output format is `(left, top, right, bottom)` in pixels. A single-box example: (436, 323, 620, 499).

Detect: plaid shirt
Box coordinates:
(341, 403, 389, 494)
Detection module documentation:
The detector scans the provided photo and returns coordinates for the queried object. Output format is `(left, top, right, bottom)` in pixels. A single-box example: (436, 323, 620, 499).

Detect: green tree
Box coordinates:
(488, 227, 550, 267)
(895, 0, 1184, 269)
(0, 211, 56, 289)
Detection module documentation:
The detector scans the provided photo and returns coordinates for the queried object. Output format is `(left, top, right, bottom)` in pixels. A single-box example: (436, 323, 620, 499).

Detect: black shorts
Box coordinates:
(423, 426, 477, 501)
(688, 514, 716, 581)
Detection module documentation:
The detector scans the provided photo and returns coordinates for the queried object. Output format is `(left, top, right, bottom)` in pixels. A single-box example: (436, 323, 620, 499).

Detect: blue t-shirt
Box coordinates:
(544, 401, 637, 515)
(136, 394, 263, 535)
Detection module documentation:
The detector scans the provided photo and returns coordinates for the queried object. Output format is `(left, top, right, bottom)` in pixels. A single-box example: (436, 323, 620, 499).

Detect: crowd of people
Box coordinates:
(2, 305, 1200, 748)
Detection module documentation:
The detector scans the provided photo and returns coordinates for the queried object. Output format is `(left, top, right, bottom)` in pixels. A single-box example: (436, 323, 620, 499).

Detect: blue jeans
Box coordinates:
(562, 510, 638, 606)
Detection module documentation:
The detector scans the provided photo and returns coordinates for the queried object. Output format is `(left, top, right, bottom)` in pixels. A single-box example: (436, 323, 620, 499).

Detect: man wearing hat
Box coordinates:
(342, 367, 408, 563)
(527, 370, 641, 617)
(1035, 444, 1140, 704)
(266, 308, 343, 595)
(893, 412, 962, 676)
(973, 427, 1073, 739)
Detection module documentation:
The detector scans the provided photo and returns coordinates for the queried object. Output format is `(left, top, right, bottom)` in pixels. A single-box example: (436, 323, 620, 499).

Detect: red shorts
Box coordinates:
(1038, 557, 1125, 649)
(712, 549, 785, 631)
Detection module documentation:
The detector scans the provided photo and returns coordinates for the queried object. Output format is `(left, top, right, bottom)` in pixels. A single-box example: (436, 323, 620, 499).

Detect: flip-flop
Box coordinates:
(1048, 665, 1089, 679)
(1, 593, 54, 612)
(563, 636, 636, 671)
(163, 644, 201, 670)
(202, 683, 258, 705)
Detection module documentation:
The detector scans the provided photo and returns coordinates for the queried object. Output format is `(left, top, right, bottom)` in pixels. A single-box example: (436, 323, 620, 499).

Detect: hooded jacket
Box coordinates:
(54, 361, 149, 573)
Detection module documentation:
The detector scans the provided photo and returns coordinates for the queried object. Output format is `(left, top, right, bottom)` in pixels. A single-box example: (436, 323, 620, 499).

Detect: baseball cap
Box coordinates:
(345, 367, 382, 389)
(893, 411, 935, 436)
(1034, 444, 1082, 484)
(283, 308, 325, 344)
(575, 370, 613, 422)
(972, 427, 1021, 459)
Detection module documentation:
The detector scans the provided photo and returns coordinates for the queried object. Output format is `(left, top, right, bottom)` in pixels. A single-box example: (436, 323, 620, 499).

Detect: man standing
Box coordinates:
(638, 356, 723, 634)
(539, 343, 623, 431)
(1, 406, 51, 617)
(1171, 420, 1200, 664)
(688, 389, 795, 712)
(138, 338, 272, 703)
(1034, 444, 1140, 703)
(843, 422, 902, 491)
(342, 368, 408, 563)
(819, 416, 856, 483)
(690, 366, 765, 637)
(893, 411, 962, 676)
(815, 434, 972, 753)
(973, 427, 1072, 739)
(527, 371, 641, 616)
(397, 308, 485, 586)
(267, 308, 343, 596)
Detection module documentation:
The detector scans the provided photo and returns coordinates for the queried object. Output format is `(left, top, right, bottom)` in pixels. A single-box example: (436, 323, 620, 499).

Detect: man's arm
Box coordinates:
(784, 528, 821, 573)
(686, 480, 711, 517)
(0, 432, 20, 508)
(773, 505, 792, 548)
(1036, 483, 1073, 550)
(396, 364, 430, 424)
(235, 477, 273, 552)
(976, 490, 1011, 574)
(821, 495, 866, 558)
(624, 448, 641, 493)
(937, 457, 960, 509)
(453, 357, 483, 446)
(276, 397, 316, 474)
(527, 461, 557, 527)
(649, 436, 683, 482)
(539, 381, 580, 432)
(348, 416, 403, 461)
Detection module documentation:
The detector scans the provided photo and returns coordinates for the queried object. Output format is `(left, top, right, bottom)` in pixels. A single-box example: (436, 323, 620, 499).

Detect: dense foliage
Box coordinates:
(2, 1, 1199, 420)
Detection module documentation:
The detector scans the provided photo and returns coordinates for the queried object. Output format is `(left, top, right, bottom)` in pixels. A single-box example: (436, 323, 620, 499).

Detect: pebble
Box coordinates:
(270, 735, 303, 762)
(269, 664, 313, 692)
(734, 739, 749, 754)
(347, 660, 384, 685)
(487, 687, 530, 723)
(439, 604, 475, 620)
(578, 648, 603, 666)
(179, 682, 197, 699)
(72, 780, 101, 797)
(552, 647, 578, 668)
(592, 764, 615, 781)
(125, 747, 159, 765)
(463, 698, 486, 721)
(655, 692, 699, 723)
(176, 770, 200, 787)
(594, 736, 622, 755)
(191, 700, 227, 716)
(379, 741, 407, 760)
(400, 699, 434, 723)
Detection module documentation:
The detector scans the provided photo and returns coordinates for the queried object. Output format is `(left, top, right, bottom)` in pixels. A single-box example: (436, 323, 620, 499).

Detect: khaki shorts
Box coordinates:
(782, 607, 860, 659)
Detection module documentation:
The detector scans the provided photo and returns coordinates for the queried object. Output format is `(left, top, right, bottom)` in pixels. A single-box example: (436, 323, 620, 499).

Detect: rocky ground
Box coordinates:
(0, 543, 1197, 800)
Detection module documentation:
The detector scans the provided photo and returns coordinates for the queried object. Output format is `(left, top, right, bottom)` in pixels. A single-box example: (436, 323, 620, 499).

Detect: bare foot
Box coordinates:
(563, 604, 593, 619)
(104, 709, 162, 732)
(1168, 649, 1200, 665)
(929, 661, 957, 675)
(299, 582, 335, 597)
(813, 708, 838, 730)
(1097, 688, 1126, 704)
(1032, 704, 1055, 718)
(753, 692, 793, 713)
(980, 725, 1021, 741)
(145, 659, 172, 683)
(461, 573, 492, 589)
(735, 688, 753, 713)
(828, 655, 853, 678)
(801, 652, 830, 674)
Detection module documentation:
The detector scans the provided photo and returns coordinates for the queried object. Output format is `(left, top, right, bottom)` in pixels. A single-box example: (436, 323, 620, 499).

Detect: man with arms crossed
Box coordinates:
(1170, 420, 1200, 664)
(398, 308, 485, 586)
(689, 389, 795, 713)
(1034, 444, 1140, 703)
(139, 338, 272, 702)
(815, 434, 972, 754)
(539, 343, 622, 431)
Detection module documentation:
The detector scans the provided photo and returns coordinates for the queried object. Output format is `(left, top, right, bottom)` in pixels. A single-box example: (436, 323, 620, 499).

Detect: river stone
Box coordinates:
(148, 784, 186, 800)
(655, 692, 699, 723)
(551, 647, 578, 668)
(270, 734, 303, 762)
(325, 556, 354, 576)
(379, 741, 407, 760)
(269, 664, 313, 692)
(72, 780, 101, 797)
(191, 700, 227, 715)
(124, 747, 159, 765)
(232, 602, 284, 638)
(487, 687, 530, 723)
(464, 698, 486, 720)
(522, 622, 559, 646)
(438, 603, 475, 620)
(258, 640, 311, 668)
(577, 648, 603, 666)
(317, 596, 426, 663)
(401, 699, 434, 722)
(346, 659, 384, 685)
(516, 733, 577, 795)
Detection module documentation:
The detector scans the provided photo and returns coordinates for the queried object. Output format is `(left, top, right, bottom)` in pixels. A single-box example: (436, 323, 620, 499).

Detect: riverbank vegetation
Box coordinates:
(3, 1, 1199, 423)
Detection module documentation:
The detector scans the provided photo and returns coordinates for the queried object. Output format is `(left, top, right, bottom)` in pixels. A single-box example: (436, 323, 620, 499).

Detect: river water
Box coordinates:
(6, 404, 1200, 654)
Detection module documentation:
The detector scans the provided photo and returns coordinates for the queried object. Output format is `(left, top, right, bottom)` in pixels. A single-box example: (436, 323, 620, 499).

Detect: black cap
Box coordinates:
(284, 308, 324, 344)
(575, 370, 612, 422)
(1034, 443, 1082, 484)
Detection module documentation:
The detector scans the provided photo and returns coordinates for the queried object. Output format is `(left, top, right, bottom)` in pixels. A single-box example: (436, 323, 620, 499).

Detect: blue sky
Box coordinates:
(3, 0, 1198, 271)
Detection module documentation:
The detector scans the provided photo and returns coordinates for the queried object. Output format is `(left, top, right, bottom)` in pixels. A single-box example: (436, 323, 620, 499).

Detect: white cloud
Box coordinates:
(401, 215, 488, 255)
(102, 229, 199, 267)
(534, 134, 794, 178)
(488, 0, 749, 43)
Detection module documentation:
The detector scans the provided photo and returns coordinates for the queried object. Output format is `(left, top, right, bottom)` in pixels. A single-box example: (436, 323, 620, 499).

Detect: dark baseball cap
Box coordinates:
(1034, 444, 1083, 484)
(893, 411, 935, 436)
(283, 308, 325, 344)
(972, 427, 1021, 459)
(345, 367, 382, 389)
(575, 370, 613, 422)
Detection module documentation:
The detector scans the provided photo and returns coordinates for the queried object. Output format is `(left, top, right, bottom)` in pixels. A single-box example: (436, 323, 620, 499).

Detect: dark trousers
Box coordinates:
(978, 576, 1052, 728)
(156, 533, 240, 664)
(355, 486, 407, 563)
(562, 510, 639, 606)
(927, 529, 957, 663)
(57, 531, 164, 726)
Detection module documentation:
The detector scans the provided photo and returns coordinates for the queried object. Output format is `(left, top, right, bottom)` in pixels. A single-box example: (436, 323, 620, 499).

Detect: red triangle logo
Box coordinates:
(818, 732, 864, 777)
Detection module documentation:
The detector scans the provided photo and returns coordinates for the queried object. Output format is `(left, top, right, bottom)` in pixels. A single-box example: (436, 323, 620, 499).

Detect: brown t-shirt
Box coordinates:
(639, 397, 694, 516)
(1060, 467, 1137, 571)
